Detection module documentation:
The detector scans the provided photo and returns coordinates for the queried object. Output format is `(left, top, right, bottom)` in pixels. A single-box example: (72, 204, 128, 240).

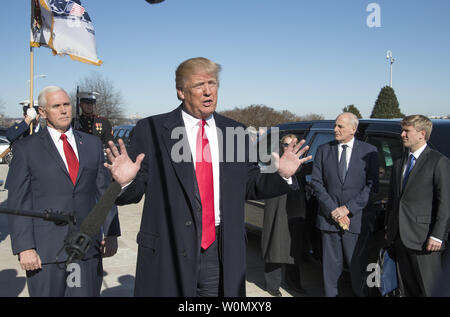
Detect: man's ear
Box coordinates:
(38, 107, 46, 118)
(176, 88, 185, 101)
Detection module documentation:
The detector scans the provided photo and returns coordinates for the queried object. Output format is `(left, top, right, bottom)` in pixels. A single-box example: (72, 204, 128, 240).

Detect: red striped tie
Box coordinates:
(195, 120, 215, 250)
(60, 133, 79, 185)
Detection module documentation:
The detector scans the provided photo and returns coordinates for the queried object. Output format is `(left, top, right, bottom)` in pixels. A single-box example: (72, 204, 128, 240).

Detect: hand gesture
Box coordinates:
(274, 138, 312, 179)
(104, 139, 145, 187)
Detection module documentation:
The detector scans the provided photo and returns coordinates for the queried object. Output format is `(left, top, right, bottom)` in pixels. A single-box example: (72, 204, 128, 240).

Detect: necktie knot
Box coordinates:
(60, 133, 67, 141)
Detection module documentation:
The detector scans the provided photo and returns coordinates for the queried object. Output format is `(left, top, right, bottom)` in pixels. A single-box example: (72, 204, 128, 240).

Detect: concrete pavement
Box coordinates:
(0, 164, 328, 297)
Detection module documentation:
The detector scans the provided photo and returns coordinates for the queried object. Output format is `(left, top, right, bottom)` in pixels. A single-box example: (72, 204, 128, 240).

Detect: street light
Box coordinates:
(27, 74, 47, 105)
(386, 51, 395, 87)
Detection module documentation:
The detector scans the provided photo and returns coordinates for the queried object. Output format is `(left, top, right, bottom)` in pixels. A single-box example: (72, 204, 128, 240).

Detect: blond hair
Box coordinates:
(281, 134, 297, 144)
(175, 57, 222, 91)
(401, 114, 433, 141)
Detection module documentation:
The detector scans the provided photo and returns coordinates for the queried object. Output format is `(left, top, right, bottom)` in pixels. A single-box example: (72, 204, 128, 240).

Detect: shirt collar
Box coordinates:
(181, 108, 215, 131)
(409, 143, 427, 160)
(340, 137, 355, 149)
(47, 126, 75, 143)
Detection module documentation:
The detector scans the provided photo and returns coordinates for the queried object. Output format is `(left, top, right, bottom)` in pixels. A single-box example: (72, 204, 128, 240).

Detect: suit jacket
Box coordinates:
(311, 139, 379, 234)
(386, 146, 450, 250)
(115, 105, 296, 297)
(6, 127, 120, 264)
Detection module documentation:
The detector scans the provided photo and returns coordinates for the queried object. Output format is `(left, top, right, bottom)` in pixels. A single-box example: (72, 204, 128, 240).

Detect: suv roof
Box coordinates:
(276, 119, 450, 159)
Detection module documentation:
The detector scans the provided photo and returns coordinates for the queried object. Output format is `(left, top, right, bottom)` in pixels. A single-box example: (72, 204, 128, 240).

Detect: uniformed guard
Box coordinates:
(72, 91, 114, 147)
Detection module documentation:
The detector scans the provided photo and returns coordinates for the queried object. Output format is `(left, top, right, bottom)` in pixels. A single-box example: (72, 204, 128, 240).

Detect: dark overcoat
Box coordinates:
(116, 105, 295, 296)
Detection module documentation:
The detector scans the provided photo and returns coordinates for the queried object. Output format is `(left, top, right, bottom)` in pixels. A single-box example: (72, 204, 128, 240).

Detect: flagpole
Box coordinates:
(29, 37, 34, 135)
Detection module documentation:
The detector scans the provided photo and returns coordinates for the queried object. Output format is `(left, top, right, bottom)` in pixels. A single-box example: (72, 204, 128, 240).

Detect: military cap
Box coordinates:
(77, 91, 99, 103)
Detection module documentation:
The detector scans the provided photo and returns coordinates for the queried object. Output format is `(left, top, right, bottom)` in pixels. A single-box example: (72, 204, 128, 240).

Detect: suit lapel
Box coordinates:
(331, 142, 343, 183)
(344, 139, 360, 184)
(39, 127, 71, 180)
(402, 146, 431, 194)
(73, 130, 85, 186)
(161, 106, 197, 211)
(214, 114, 227, 224)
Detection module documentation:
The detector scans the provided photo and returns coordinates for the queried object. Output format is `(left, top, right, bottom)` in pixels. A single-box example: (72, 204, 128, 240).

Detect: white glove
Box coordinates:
(26, 107, 37, 120)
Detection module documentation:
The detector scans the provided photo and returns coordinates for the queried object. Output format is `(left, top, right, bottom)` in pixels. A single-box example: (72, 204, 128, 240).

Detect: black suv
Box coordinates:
(245, 119, 450, 262)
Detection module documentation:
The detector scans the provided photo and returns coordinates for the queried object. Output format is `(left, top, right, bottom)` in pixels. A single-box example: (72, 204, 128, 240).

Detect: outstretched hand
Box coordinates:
(273, 138, 312, 179)
(104, 139, 145, 187)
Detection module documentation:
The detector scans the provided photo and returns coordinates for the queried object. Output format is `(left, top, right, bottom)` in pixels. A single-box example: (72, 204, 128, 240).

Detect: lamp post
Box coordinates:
(28, 74, 47, 104)
(386, 51, 395, 87)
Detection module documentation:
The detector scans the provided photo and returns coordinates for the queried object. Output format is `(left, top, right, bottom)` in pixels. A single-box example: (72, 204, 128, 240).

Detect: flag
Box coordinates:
(31, 0, 102, 66)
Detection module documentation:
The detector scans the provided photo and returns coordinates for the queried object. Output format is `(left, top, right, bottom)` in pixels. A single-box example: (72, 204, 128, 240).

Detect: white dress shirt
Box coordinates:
(47, 126, 79, 172)
(181, 109, 221, 227)
(338, 137, 355, 170)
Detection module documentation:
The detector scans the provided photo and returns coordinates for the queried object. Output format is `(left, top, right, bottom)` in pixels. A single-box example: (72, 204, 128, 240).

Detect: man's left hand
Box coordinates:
(275, 138, 312, 179)
(331, 205, 350, 221)
(100, 236, 118, 258)
(426, 238, 442, 252)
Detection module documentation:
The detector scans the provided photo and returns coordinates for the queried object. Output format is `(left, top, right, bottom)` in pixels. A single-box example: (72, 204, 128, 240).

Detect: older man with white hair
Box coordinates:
(6, 86, 120, 297)
(311, 112, 379, 297)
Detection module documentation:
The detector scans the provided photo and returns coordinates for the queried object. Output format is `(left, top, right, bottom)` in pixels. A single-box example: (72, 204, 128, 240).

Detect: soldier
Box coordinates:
(73, 91, 114, 147)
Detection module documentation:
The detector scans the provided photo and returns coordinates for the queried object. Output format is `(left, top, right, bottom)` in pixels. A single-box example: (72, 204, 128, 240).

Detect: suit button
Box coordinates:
(182, 250, 187, 257)
(185, 221, 192, 227)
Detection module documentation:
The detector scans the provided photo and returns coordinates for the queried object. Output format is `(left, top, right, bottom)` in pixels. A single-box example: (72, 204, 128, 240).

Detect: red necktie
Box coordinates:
(60, 133, 79, 185)
(195, 120, 215, 250)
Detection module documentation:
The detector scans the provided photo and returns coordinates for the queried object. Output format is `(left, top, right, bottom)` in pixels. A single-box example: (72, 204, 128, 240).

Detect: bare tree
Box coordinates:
(219, 104, 323, 129)
(72, 72, 125, 125)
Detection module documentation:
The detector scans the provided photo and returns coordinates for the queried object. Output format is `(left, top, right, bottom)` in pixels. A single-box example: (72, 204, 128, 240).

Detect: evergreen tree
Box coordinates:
(342, 104, 362, 118)
(370, 86, 404, 118)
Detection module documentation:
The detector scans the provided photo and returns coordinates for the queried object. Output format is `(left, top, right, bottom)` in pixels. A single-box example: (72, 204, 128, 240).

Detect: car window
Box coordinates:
(306, 132, 335, 160)
(258, 130, 306, 166)
(365, 134, 403, 183)
(117, 129, 126, 138)
(304, 132, 335, 182)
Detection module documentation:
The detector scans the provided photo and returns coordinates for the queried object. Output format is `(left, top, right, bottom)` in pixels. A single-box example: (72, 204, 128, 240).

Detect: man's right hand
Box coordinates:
(104, 139, 145, 187)
(19, 249, 42, 271)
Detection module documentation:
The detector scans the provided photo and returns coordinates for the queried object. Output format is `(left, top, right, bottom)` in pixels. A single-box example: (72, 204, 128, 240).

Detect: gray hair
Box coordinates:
(38, 86, 67, 109)
(338, 112, 359, 129)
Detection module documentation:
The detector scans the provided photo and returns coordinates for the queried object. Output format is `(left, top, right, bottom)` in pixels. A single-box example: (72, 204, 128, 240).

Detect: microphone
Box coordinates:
(64, 182, 122, 264)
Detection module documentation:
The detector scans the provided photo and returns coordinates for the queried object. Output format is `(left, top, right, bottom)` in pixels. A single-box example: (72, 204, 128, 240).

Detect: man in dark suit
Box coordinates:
(311, 112, 379, 297)
(386, 114, 450, 297)
(6, 86, 120, 296)
(104, 57, 312, 297)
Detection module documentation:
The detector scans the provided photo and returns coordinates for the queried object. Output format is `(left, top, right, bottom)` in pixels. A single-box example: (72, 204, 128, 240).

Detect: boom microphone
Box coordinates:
(64, 182, 122, 264)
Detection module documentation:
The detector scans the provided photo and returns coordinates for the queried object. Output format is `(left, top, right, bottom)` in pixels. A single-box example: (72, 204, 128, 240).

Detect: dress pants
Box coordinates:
(196, 226, 222, 297)
(26, 257, 103, 297)
(321, 230, 368, 297)
(394, 238, 443, 297)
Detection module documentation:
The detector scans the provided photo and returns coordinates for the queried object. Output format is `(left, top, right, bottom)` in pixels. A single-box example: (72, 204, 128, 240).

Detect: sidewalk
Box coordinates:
(0, 164, 325, 297)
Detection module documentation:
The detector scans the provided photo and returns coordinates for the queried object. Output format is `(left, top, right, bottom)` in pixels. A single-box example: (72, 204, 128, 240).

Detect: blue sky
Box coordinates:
(1, 0, 449, 119)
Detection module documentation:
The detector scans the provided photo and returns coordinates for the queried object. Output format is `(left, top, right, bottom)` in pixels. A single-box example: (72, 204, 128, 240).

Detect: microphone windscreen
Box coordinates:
(79, 182, 122, 238)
